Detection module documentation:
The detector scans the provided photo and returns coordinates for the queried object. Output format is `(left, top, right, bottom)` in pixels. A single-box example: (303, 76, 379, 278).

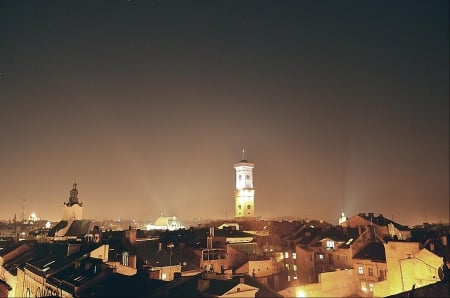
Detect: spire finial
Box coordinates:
(242, 147, 245, 161)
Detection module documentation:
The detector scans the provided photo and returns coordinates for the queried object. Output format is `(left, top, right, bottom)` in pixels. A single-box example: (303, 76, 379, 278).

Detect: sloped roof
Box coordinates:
(204, 279, 239, 296)
(149, 273, 282, 298)
(353, 242, 386, 262)
(386, 279, 449, 297)
(65, 220, 92, 236)
(214, 228, 255, 238)
(296, 227, 323, 246)
(47, 220, 69, 237)
(46, 257, 108, 293)
(133, 239, 182, 268)
(68, 267, 168, 297)
(359, 214, 410, 231)
(149, 274, 204, 297)
(319, 227, 353, 243)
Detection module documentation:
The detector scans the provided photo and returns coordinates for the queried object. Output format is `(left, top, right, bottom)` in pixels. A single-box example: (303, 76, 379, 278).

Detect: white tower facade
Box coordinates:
(234, 150, 255, 219)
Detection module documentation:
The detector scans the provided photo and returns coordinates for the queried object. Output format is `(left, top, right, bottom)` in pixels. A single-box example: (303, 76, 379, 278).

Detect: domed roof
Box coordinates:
(154, 216, 177, 226)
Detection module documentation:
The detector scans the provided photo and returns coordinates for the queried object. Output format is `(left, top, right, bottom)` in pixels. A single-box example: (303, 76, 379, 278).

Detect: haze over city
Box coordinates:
(0, 1, 448, 225)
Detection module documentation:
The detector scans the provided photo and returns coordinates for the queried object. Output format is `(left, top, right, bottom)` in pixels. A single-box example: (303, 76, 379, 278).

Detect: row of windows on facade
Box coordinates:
(238, 175, 250, 180)
(357, 265, 385, 278)
(284, 251, 349, 261)
(238, 205, 252, 210)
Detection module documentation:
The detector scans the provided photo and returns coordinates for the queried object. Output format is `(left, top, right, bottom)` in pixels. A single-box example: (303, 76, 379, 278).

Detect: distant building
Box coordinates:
(146, 215, 184, 231)
(234, 149, 255, 220)
(339, 210, 347, 225)
(343, 212, 411, 241)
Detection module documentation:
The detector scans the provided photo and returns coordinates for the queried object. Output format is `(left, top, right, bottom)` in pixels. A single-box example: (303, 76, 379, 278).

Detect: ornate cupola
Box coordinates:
(62, 182, 83, 221)
(66, 182, 83, 207)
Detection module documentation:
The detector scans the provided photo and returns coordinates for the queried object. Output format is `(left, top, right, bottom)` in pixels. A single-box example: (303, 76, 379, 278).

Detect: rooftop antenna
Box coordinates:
(21, 198, 26, 223)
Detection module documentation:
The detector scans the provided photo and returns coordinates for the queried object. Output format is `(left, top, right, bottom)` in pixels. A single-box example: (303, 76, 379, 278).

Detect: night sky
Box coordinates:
(0, 1, 448, 225)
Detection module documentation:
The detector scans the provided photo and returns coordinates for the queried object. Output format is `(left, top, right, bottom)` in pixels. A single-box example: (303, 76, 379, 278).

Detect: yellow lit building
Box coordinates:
(234, 149, 255, 220)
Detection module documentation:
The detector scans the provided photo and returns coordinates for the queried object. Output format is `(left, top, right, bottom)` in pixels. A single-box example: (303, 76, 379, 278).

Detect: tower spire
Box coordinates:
(242, 148, 246, 161)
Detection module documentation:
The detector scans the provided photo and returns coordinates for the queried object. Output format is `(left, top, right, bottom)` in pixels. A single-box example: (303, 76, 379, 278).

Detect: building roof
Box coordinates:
(133, 239, 181, 267)
(47, 220, 93, 238)
(150, 273, 282, 297)
(47, 220, 69, 237)
(0, 241, 37, 275)
(318, 226, 354, 243)
(65, 220, 92, 236)
(386, 279, 449, 297)
(353, 242, 386, 262)
(46, 257, 110, 294)
(213, 227, 255, 239)
(358, 213, 410, 231)
(77, 273, 168, 297)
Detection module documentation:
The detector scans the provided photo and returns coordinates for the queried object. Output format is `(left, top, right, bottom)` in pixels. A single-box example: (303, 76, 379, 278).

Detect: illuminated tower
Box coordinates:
(234, 149, 255, 219)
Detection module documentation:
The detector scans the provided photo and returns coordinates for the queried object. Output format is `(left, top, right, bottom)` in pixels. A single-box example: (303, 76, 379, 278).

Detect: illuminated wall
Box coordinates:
(234, 161, 255, 219)
(376, 242, 444, 297)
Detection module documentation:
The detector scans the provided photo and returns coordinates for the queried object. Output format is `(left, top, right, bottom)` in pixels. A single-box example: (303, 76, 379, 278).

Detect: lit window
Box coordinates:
(326, 240, 335, 249)
(293, 264, 297, 271)
(162, 273, 167, 280)
(361, 282, 367, 292)
(292, 253, 297, 259)
(369, 283, 374, 292)
(358, 266, 364, 275)
(319, 254, 324, 259)
(293, 275, 298, 280)
(284, 252, 289, 258)
(368, 267, 373, 276)
(285, 263, 289, 269)
(288, 275, 291, 281)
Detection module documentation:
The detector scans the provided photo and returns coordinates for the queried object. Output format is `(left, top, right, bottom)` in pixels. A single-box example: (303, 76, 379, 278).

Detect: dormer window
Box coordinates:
(326, 240, 335, 249)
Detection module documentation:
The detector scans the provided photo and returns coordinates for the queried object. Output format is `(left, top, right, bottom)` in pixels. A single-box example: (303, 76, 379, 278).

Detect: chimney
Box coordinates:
(207, 236, 212, 249)
(368, 212, 374, 218)
(129, 254, 137, 268)
(240, 277, 244, 284)
(198, 279, 210, 292)
(126, 227, 137, 244)
(441, 235, 448, 246)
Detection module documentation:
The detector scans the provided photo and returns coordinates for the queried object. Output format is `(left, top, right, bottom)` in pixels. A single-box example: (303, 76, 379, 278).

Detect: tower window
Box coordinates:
(239, 175, 242, 180)
(246, 175, 249, 179)
(247, 205, 251, 209)
(238, 205, 242, 210)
